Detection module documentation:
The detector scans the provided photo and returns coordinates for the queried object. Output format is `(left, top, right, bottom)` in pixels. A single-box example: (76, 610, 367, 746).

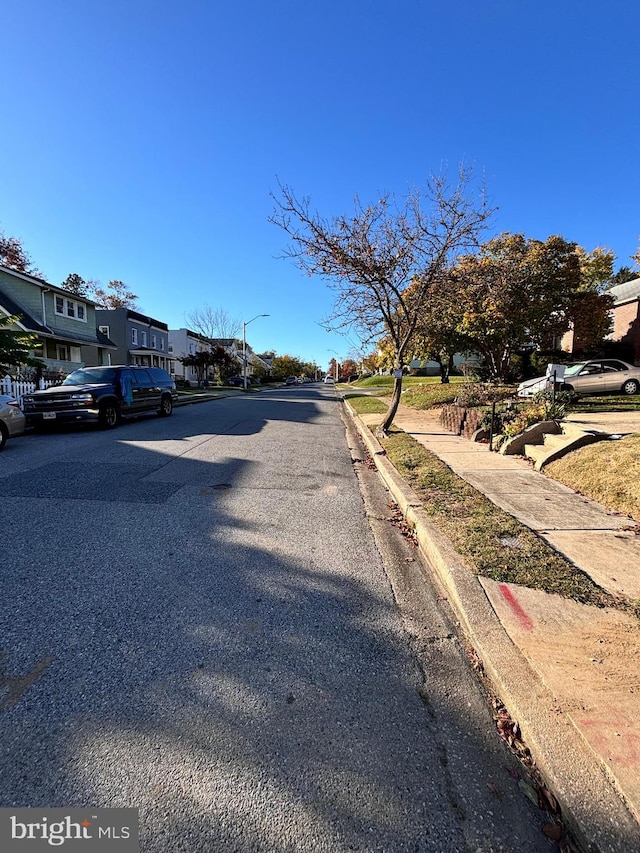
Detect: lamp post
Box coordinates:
(243, 314, 269, 391)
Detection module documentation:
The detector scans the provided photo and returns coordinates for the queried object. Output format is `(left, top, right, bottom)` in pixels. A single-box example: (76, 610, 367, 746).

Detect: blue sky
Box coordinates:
(2, 0, 638, 370)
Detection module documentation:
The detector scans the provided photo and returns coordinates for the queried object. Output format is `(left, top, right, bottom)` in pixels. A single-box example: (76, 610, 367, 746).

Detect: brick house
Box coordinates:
(607, 278, 640, 364)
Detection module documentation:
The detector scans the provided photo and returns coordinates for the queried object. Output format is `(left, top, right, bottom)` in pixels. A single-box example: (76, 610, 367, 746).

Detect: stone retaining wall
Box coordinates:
(440, 405, 482, 438)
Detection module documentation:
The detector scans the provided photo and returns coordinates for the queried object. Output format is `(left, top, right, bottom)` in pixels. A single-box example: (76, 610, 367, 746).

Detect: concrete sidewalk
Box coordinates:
(349, 402, 640, 852)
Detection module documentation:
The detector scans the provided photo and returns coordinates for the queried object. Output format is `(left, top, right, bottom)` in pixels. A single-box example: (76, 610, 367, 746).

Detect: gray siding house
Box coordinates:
(96, 308, 170, 370)
(0, 264, 115, 375)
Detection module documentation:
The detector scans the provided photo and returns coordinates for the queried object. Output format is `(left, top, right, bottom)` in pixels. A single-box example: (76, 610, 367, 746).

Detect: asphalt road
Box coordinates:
(0, 386, 553, 851)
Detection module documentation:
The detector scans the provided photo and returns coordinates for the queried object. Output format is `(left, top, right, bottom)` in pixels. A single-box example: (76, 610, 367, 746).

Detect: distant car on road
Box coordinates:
(323, 376, 335, 384)
(225, 376, 245, 387)
(0, 394, 26, 451)
(21, 365, 177, 430)
(517, 359, 640, 398)
(285, 376, 298, 386)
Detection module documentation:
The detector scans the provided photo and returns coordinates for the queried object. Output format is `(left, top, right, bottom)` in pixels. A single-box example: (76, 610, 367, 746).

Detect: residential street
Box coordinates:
(0, 386, 553, 852)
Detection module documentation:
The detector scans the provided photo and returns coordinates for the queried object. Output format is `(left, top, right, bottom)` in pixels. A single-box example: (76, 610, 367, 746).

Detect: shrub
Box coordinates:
(529, 351, 572, 376)
(484, 390, 572, 439)
(454, 381, 515, 409)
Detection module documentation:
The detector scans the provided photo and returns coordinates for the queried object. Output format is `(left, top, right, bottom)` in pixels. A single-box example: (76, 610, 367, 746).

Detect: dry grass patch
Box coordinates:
(545, 435, 640, 522)
(381, 430, 632, 612)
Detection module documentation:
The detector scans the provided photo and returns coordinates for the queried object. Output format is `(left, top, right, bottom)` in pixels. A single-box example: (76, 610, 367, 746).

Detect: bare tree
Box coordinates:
(185, 305, 241, 340)
(270, 167, 492, 433)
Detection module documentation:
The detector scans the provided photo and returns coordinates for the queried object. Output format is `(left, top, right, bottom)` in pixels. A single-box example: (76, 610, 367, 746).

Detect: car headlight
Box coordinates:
(70, 393, 95, 402)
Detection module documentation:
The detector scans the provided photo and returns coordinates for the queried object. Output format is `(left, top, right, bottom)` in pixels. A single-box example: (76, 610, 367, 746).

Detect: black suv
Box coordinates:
(22, 366, 178, 430)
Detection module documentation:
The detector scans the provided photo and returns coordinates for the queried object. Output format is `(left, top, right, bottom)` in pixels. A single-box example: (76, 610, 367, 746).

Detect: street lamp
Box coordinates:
(327, 349, 340, 382)
(243, 314, 269, 391)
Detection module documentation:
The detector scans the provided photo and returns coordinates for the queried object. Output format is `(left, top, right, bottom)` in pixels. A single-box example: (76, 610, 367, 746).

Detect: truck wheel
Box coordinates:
(158, 395, 173, 417)
(99, 401, 120, 429)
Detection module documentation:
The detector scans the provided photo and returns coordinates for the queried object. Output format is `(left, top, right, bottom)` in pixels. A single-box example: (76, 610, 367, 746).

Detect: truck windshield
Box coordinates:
(62, 368, 118, 385)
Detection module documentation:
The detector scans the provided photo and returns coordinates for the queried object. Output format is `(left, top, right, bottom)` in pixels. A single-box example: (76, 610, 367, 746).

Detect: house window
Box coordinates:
(131, 328, 138, 345)
(160, 338, 164, 351)
(151, 334, 157, 349)
(141, 330, 147, 347)
(99, 325, 110, 337)
(168, 342, 173, 353)
(54, 295, 87, 323)
(56, 344, 70, 361)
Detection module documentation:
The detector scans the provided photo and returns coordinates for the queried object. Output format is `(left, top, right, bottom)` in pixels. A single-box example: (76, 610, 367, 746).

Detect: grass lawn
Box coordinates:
(400, 378, 467, 409)
(343, 394, 389, 415)
(380, 429, 638, 615)
(545, 434, 640, 521)
(346, 375, 467, 408)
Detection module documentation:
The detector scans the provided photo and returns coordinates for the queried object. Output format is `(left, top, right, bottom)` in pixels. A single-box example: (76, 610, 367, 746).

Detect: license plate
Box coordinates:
(43, 412, 57, 420)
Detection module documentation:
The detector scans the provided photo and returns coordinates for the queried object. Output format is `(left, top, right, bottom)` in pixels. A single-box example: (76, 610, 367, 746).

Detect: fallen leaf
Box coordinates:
(542, 822, 563, 841)
(518, 779, 539, 806)
(538, 785, 559, 813)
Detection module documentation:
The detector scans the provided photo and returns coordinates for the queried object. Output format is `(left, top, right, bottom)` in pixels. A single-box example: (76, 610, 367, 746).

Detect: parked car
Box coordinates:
(225, 376, 245, 387)
(324, 376, 335, 384)
(0, 394, 26, 451)
(517, 359, 640, 398)
(284, 376, 298, 385)
(21, 365, 178, 430)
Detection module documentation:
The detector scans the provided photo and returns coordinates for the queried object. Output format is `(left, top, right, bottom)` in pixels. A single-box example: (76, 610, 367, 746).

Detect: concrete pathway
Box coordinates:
(392, 405, 640, 601)
(351, 402, 640, 850)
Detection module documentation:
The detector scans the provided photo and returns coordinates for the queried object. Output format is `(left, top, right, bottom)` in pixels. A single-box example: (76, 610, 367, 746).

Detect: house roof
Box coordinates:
(608, 277, 640, 305)
(126, 309, 169, 330)
(1, 280, 116, 348)
(210, 338, 239, 347)
(129, 346, 167, 355)
(0, 263, 99, 304)
(96, 329, 118, 349)
(169, 327, 211, 344)
(0, 290, 50, 334)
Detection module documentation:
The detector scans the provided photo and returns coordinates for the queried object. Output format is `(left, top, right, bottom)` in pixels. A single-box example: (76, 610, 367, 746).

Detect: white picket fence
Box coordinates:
(1, 375, 57, 399)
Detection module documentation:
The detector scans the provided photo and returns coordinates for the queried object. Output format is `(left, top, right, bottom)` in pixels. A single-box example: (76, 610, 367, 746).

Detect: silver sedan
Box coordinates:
(0, 394, 26, 451)
(518, 358, 640, 397)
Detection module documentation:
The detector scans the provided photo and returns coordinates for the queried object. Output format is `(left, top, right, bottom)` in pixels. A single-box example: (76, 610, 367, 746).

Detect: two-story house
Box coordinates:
(168, 328, 215, 384)
(95, 308, 170, 371)
(560, 277, 640, 364)
(0, 264, 115, 375)
(608, 278, 640, 364)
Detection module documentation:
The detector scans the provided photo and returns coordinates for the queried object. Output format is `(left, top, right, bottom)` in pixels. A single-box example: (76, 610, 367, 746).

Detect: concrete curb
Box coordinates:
(343, 399, 640, 853)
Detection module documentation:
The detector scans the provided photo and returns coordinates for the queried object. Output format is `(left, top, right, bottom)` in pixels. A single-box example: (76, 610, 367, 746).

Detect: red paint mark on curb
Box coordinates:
(498, 584, 534, 632)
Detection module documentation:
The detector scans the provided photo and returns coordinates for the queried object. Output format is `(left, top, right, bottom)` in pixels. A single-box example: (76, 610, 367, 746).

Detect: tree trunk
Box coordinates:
(439, 358, 451, 384)
(378, 372, 403, 436)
